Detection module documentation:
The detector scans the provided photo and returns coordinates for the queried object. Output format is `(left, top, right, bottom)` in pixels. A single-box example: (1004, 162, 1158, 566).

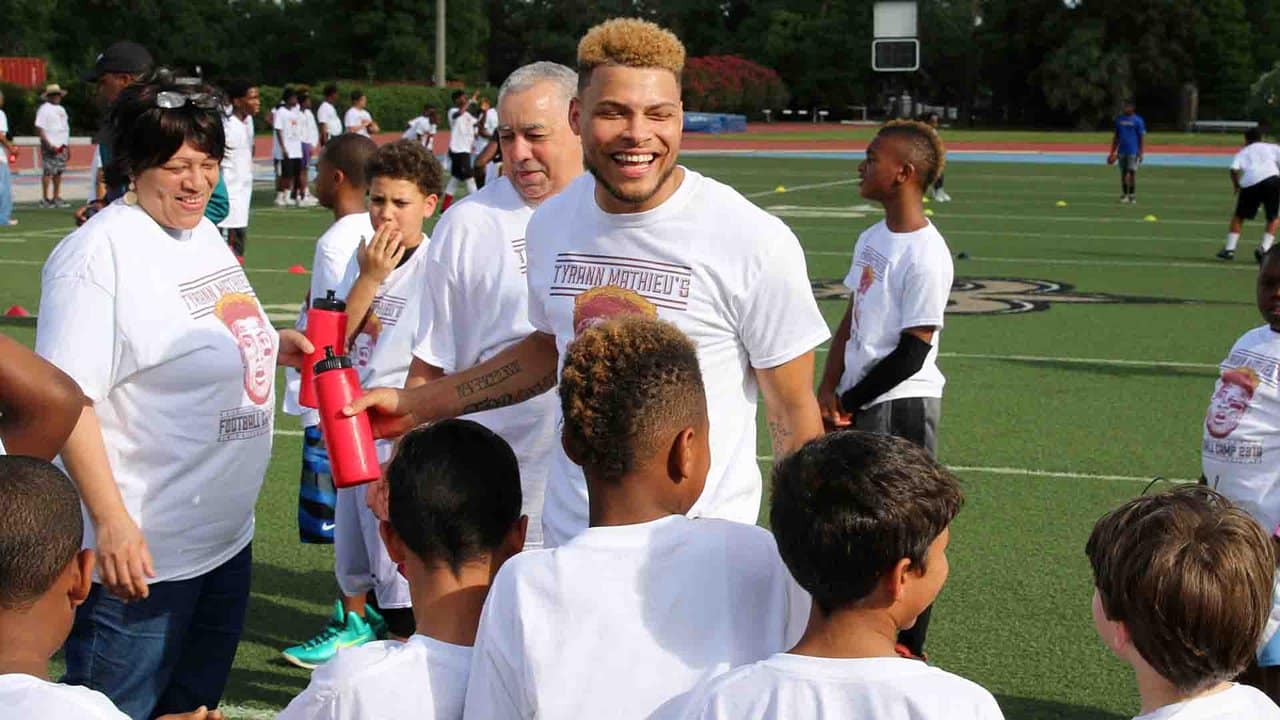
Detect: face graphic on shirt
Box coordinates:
(351, 312, 384, 369)
(1206, 368, 1258, 439)
(572, 285, 658, 336)
(853, 264, 875, 328)
(215, 293, 274, 406)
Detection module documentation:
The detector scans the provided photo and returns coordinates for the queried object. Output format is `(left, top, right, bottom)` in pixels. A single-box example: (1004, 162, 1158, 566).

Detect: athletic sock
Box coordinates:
(1226, 232, 1241, 252)
(1263, 233, 1276, 252)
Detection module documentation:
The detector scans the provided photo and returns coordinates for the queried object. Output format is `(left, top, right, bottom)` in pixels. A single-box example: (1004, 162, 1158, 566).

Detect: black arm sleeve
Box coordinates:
(839, 332, 933, 413)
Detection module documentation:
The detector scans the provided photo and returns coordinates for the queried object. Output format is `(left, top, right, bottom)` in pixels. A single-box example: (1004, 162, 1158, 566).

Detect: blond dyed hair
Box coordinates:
(879, 119, 947, 188)
(577, 18, 686, 88)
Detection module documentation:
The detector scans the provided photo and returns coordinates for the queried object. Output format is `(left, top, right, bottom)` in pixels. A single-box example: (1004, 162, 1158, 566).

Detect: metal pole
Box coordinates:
(434, 0, 446, 86)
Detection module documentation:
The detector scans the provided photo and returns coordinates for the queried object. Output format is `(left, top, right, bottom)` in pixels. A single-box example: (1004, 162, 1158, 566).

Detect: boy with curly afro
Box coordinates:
(462, 317, 810, 720)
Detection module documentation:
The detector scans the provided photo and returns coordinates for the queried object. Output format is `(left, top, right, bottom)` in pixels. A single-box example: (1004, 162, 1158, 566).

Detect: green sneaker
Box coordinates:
(363, 603, 389, 640)
(281, 601, 376, 669)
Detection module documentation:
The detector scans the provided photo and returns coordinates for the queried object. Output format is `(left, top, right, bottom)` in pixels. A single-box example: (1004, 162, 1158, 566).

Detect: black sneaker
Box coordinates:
(1216, 249, 1235, 261)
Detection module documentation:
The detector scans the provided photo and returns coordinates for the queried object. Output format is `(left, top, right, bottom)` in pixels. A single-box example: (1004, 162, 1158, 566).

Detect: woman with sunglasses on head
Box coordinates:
(34, 70, 315, 720)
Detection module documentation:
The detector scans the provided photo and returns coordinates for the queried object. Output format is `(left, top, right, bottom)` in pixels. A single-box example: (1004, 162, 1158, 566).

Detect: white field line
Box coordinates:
(925, 211, 1222, 226)
(804, 250, 1254, 271)
(745, 177, 858, 198)
(940, 351, 1217, 369)
(753, 455, 1193, 484)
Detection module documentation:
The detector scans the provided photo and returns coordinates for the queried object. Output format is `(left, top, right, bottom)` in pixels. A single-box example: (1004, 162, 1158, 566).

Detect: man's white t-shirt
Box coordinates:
(275, 105, 304, 158)
(837, 220, 953, 409)
(525, 169, 830, 546)
(283, 212, 376, 427)
(302, 108, 320, 147)
(0, 108, 9, 165)
(1231, 143, 1280, 189)
(1202, 325, 1280, 532)
(220, 113, 255, 229)
(414, 177, 558, 548)
(686, 654, 1004, 720)
(1133, 683, 1280, 720)
(345, 108, 373, 137)
(473, 107, 498, 155)
(277, 634, 471, 720)
(317, 101, 343, 140)
(0, 675, 129, 720)
(463, 515, 811, 720)
(35, 102, 70, 149)
(36, 202, 277, 583)
(449, 110, 477, 154)
(404, 116, 437, 146)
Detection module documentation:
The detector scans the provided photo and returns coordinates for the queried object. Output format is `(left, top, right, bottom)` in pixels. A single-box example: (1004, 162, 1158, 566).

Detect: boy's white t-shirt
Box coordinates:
(275, 106, 304, 158)
(1133, 683, 1280, 720)
(344, 108, 373, 136)
(463, 515, 811, 720)
(219, 112, 255, 229)
(525, 169, 830, 546)
(686, 654, 1004, 720)
(317, 101, 343, 139)
(404, 116, 437, 145)
(413, 177, 557, 547)
(1202, 325, 1280, 532)
(473, 107, 498, 155)
(1231, 143, 1280, 189)
(282, 212, 375, 426)
(302, 108, 320, 147)
(0, 108, 9, 164)
(449, 111, 477, 154)
(0, 674, 130, 720)
(277, 634, 471, 720)
(36, 202, 277, 583)
(837, 219, 953, 409)
(35, 102, 70, 148)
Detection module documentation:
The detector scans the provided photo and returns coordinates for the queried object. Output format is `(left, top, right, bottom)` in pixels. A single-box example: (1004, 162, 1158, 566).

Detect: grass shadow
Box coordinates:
(996, 695, 1129, 719)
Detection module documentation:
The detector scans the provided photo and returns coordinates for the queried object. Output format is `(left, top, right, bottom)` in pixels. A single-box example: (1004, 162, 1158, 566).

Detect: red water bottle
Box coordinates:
(300, 290, 348, 409)
(314, 347, 381, 487)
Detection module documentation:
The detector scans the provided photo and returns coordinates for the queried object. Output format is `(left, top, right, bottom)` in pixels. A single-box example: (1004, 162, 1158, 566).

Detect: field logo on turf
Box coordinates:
(812, 277, 1194, 316)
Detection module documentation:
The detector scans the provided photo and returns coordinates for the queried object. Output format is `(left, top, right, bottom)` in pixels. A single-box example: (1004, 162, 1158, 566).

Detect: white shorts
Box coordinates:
(334, 484, 411, 608)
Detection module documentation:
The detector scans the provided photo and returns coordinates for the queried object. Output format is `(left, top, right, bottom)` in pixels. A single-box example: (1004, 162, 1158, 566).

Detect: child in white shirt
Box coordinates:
(0, 457, 220, 720)
(278, 420, 527, 720)
(686, 431, 1002, 720)
(463, 318, 809, 720)
(1086, 486, 1280, 719)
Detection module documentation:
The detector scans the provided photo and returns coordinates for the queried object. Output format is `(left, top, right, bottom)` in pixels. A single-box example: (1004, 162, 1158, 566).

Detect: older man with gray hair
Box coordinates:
(403, 61, 583, 548)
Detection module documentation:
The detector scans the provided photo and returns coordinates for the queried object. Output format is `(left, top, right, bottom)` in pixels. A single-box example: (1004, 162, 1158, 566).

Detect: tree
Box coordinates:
(1037, 22, 1130, 129)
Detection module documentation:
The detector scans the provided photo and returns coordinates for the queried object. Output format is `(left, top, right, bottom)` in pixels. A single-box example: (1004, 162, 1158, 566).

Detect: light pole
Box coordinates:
(435, 0, 446, 86)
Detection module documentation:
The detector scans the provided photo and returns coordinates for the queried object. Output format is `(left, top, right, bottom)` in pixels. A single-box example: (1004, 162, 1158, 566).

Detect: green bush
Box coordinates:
(1248, 62, 1280, 136)
(0, 79, 101, 137)
(256, 81, 497, 136)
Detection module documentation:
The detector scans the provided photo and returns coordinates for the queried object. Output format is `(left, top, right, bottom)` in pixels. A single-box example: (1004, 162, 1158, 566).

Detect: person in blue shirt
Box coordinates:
(1108, 100, 1146, 204)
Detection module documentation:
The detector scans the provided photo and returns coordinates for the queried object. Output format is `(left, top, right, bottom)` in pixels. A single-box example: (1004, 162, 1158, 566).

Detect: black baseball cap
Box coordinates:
(82, 41, 153, 81)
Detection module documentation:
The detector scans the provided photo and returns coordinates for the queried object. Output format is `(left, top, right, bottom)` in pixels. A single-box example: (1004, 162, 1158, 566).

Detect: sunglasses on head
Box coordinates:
(155, 90, 220, 110)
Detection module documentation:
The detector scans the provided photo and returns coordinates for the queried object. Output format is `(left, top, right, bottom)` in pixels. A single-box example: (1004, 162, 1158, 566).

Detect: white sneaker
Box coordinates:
(936, 189, 952, 202)
(299, 195, 319, 208)
(274, 194, 288, 207)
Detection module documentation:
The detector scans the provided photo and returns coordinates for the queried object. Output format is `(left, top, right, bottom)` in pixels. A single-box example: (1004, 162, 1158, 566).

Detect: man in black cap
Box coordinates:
(76, 41, 153, 224)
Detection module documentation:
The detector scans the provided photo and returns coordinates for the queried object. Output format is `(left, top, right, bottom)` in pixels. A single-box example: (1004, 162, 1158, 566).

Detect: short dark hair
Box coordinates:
(105, 69, 225, 189)
(350, 89, 365, 103)
(283, 88, 298, 102)
(770, 431, 963, 615)
(0, 456, 84, 609)
(559, 317, 705, 483)
(366, 139, 445, 198)
(323, 83, 338, 98)
(386, 420, 522, 575)
(223, 78, 255, 101)
(1087, 486, 1274, 693)
(320, 133, 378, 190)
(451, 89, 465, 102)
(1246, 127, 1263, 144)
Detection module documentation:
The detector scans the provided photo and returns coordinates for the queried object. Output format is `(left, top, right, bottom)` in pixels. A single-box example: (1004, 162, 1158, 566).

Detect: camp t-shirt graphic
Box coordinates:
(550, 252, 690, 335)
(850, 247, 888, 332)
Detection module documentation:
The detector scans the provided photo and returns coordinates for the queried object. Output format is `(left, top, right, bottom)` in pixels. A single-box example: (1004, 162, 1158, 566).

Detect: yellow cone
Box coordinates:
(775, 185, 787, 193)
(924, 209, 935, 217)
(1055, 200, 1068, 208)
(1144, 214, 1157, 222)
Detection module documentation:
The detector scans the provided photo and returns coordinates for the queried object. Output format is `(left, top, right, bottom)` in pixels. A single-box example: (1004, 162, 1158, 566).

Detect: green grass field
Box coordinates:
(707, 127, 1244, 146)
(0, 156, 1260, 719)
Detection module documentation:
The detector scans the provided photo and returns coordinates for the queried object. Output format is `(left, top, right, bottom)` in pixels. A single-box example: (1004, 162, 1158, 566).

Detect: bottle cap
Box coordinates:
(314, 346, 353, 374)
(312, 290, 347, 312)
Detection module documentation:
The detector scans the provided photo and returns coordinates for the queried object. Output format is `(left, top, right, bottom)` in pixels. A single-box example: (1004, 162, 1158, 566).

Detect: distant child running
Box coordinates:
(1217, 127, 1280, 262)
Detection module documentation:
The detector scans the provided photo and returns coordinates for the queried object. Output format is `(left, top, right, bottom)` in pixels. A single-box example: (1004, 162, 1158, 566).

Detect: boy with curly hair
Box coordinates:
(462, 317, 809, 720)
(817, 119, 953, 659)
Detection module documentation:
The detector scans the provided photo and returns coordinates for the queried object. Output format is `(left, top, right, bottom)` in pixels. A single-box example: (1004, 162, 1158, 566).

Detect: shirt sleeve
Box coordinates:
(896, 246, 953, 331)
(35, 251, 120, 403)
(462, 575, 530, 719)
(413, 254, 459, 373)
(276, 673, 340, 720)
(0, 111, 9, 135)
(1137, 116, 1147, 136)
(736, 226, 831, 369)
(35, 105, 49, 131)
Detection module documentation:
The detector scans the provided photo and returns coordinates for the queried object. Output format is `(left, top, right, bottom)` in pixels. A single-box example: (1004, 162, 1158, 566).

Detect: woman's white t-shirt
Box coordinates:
(36, 202, 278, 583)
(219, 113, 255, 229)
(0, 674, 129, 720)
(463, 515, 810, 720)
(687, 654, 1004, 720)
(413, 177, 558, 547)
(525, 169, 830, 546)
(837, 219, 953, 409)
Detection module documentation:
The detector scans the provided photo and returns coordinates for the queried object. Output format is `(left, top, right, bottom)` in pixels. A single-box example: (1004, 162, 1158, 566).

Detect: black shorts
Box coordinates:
(449, 151, 472, 181)
(281, 157, 303, 178)
(1236, 176, 1280, 222)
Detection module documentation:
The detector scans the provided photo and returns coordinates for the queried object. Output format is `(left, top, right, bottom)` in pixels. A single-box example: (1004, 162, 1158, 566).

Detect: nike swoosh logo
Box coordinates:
(321, 522, 336, 531)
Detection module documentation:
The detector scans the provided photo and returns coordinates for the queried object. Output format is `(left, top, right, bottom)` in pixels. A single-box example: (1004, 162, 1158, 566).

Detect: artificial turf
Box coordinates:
(1, 154, 1259, 718)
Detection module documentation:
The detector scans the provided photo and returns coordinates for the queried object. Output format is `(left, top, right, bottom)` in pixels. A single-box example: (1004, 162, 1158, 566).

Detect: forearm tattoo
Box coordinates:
(456, 360, 522, 399)
(768, 417, 794, 454)
(459, 370, 557, 415)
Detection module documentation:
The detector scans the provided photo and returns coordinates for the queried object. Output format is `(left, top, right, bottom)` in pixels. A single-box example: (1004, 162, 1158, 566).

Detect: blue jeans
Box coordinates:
(0, 161, 12, 224)
(61, 544, 252, 720)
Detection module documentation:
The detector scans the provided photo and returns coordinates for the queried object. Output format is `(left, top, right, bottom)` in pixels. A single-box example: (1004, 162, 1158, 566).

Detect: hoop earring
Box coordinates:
(123, 181, 138, 206)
